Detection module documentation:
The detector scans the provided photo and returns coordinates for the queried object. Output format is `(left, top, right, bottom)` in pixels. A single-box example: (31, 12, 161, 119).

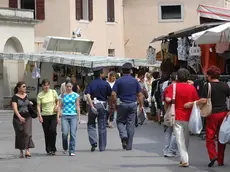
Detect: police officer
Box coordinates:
(85, 67, 112, 152)
(112, 63, 143, 150)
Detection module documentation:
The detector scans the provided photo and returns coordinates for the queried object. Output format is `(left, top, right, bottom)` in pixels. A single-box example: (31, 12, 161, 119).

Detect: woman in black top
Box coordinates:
(185, 66, 230, 167)
(12, 82, 34, 158)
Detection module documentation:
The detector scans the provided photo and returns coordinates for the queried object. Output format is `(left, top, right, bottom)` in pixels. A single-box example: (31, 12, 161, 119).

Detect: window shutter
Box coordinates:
(36, 0, 45, 20)
(107, 0, 115, 22)
(76, 0, 83, 20)
(88, 0, 93, 21)
(110, 0, 115, 22)
(9, 0, 18, 8)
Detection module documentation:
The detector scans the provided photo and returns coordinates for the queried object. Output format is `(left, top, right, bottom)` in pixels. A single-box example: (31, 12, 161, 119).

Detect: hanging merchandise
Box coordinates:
(188, 41, 202, 74)
(32, 62, 41, 79)
(189, 42, 201, 57)
(177, 37, 189, 61)
(216, 32, 229, 54)
(25, 63, 30, 74)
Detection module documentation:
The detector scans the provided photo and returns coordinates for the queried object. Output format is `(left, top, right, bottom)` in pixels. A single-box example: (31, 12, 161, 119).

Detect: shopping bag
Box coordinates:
(163, 84, 176, 127)
(219, 115, 230, 144)
(137, 106, 147, 125)
(188, 102, 203, 134)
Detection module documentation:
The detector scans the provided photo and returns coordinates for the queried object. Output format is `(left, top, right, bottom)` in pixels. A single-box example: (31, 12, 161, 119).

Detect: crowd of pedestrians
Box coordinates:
(11, 63, 229, 168)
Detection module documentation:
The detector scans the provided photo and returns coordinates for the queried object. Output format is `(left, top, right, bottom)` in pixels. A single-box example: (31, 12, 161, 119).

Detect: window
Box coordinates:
(76, 0, 93, 21)
(108, 49, 115, 57)
(107, 0, 115, 22)
(9, 0, 45, 20)
(159, 4, 183, 22)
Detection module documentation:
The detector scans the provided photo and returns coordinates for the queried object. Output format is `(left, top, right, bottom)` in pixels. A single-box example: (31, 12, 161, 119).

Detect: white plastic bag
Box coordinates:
(137, 106, 147, 125)
(188, 102, 203, 134)
(219, 116, 230, 144)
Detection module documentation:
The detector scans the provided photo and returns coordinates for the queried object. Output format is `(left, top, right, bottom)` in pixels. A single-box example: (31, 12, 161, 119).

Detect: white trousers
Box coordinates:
(173, 121, 190, 163)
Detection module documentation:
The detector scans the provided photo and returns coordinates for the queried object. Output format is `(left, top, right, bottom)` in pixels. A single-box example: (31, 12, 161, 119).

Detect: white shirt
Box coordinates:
(108, 81, 115, 89)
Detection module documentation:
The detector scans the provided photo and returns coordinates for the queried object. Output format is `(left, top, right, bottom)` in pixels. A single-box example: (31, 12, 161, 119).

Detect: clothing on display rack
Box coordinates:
(168, 38, 178, 55)
(188, 41, 202, 74)
(177, 37, 189, 61)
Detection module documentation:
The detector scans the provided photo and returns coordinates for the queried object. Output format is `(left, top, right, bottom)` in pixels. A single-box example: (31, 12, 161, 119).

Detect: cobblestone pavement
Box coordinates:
(0, 112, 229, 172)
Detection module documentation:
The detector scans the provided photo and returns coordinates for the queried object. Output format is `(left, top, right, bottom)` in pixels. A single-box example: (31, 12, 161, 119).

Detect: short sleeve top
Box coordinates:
(59, 92, 80, 116)
(202, 82, 230, 114)
(37, 89, 58, 116)
(12, 94, 30, 118)
(112, 75, 141, 103)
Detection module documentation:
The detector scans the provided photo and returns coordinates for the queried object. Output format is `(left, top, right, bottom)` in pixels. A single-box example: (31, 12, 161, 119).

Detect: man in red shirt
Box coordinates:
(165, 69, 199, 167)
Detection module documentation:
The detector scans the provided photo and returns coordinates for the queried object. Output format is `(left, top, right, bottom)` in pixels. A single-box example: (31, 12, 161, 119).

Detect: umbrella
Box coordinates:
(192, 22, 230, 45)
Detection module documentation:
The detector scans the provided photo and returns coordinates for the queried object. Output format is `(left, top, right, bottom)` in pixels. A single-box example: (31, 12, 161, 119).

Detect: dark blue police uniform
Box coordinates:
(85, 67, 112, 152)
(112, 63, 141, 150)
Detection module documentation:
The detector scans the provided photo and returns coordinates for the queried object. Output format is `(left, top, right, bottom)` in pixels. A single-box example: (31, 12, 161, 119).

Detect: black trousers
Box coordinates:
(42, 115, 57, 153)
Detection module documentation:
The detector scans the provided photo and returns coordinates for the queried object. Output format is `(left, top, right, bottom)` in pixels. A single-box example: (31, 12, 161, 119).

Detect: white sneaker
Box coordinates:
(70, 153, 75, 156)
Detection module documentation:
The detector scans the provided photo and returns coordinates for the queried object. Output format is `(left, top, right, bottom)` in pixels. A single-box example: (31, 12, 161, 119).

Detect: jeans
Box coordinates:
(163, 126, 178, 156)
(42, 115, 57, 153)
(61, 115, 78, 154)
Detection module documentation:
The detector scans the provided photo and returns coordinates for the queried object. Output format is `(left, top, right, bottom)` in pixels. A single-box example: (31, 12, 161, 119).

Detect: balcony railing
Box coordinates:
(0, 7, 34, 19)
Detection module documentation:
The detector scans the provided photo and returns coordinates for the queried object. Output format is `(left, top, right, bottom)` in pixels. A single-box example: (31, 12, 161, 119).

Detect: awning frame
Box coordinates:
(150, 22, 224, 43)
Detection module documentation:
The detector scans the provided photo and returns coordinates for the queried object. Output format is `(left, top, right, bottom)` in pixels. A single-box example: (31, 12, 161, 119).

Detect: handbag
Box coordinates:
(28, 104, 38, 119)
(189, 42, 201, 56)
(164, 83, 176, 127)
(216, 32, 229, 54)
(200, 83, 212, 117)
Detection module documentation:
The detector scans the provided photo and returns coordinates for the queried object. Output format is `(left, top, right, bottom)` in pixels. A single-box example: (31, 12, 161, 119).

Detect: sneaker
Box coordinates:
(69, 153, 75, 156)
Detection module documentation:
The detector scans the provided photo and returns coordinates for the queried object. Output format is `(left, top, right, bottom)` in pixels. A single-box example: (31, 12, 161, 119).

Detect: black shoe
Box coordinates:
(46, 152, 52, 156)
(208, 157, 218, 167)
(121, 138, 128, 150)
(91, 143, 97, 152)
(51, 151, 56, 156)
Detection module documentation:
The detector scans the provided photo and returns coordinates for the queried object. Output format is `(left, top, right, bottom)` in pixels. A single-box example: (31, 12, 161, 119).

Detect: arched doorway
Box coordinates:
(3, 37, 24, 53)
(1, 37, 24, 100)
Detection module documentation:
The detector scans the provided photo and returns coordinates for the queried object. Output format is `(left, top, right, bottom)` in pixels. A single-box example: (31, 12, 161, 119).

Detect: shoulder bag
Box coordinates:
(200, 83, 212, 117)
(164, 83, 176, 127)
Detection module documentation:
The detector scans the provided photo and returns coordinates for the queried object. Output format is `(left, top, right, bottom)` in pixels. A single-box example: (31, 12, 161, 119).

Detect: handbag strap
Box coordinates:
(172, 83, 176, 104)
(207, 83, 211, 98)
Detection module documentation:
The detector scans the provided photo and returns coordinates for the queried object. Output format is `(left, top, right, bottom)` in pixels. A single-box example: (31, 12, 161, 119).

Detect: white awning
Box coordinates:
(0, 52, 154, 68)
(192, 22, 230, 44)
(198, 4, 230, 21)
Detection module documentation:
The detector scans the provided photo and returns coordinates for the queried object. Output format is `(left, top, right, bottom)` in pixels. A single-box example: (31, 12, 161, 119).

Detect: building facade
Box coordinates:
(3, 0, 125, 57)
(0, 0, 229, 59)
(123, 0, 226, 58)
(0, 7, 37, 108)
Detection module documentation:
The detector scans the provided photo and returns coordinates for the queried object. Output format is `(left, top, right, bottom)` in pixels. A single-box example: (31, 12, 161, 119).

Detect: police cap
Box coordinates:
(93, 67, 103, 72)
(121, 63, 132, 70)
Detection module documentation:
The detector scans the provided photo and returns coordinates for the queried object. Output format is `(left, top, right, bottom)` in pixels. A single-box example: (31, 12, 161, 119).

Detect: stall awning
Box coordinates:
(198, 4, 230, 21)
(0, 52, 154, 68)
(150, 22, 223, 43)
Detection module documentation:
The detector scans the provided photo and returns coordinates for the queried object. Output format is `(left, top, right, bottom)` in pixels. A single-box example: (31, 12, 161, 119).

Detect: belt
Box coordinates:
(93, 100, 107, 104)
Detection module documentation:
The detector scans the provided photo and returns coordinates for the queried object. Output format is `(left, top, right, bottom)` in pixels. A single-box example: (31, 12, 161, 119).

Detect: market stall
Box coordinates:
(150, 22, 226, 75)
